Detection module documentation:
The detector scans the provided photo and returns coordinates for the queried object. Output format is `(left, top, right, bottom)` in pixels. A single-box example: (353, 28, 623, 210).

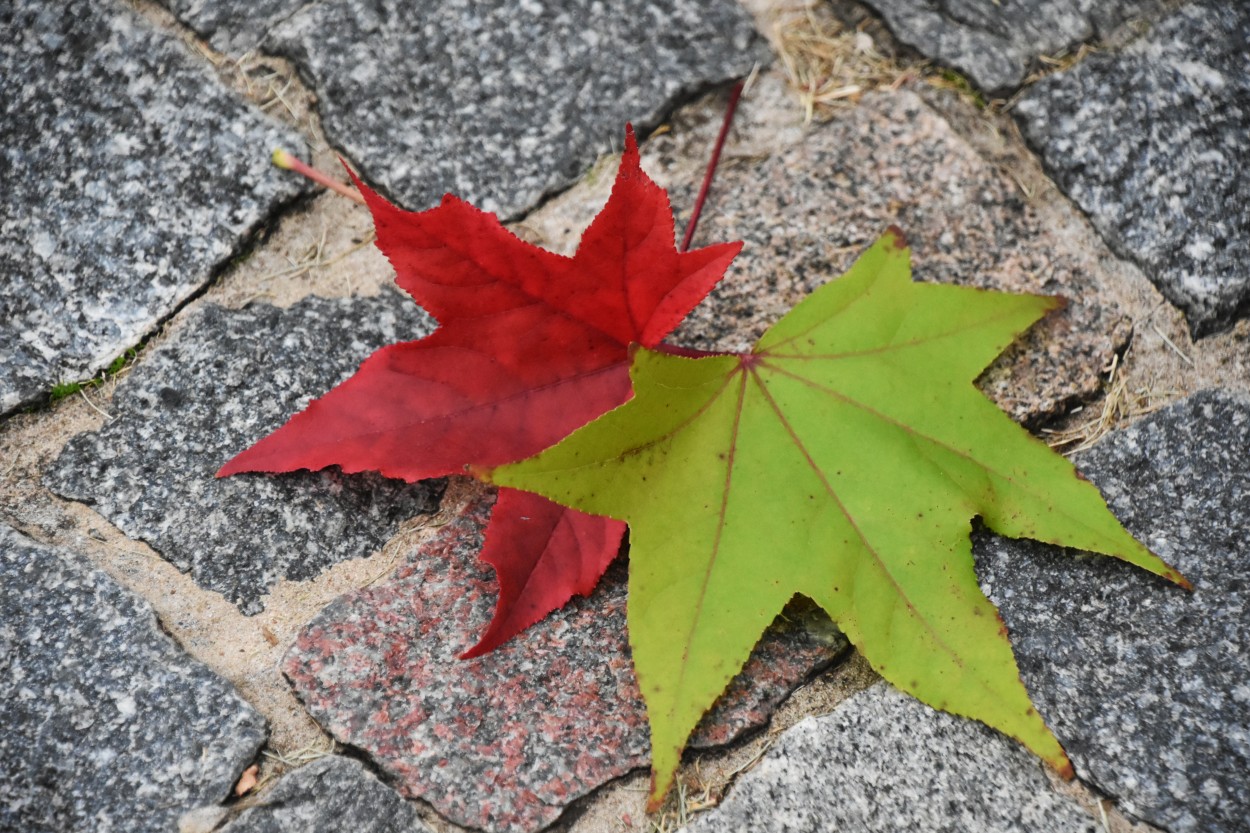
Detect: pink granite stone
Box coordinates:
(283, 489, 844, 833)
(522, 82, 1132, 428)
(659, 88, 1132, 426)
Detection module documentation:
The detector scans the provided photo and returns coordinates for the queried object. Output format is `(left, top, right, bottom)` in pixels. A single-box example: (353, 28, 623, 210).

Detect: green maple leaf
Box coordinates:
(482, 228, 1188, 805)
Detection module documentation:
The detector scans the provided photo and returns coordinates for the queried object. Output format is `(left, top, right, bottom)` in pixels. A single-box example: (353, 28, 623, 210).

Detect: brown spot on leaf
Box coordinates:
(1053, 757, 1075, 781)
(883, 224, 909, 251)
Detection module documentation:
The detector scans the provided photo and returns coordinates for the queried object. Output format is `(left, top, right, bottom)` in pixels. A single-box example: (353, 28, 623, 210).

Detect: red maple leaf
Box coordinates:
(219, 126, 741, 655)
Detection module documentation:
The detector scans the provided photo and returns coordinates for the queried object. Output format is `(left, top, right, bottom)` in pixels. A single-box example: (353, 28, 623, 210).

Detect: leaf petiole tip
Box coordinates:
(270, 147, 366, 205)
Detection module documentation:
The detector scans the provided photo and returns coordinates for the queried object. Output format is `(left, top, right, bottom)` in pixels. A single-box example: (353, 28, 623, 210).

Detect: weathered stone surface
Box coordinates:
(0, 524, 267, 833)
(218, 757, 431, 833)
(0, 0, 308, 415)
(284, 492, 847, 833)
(683, 683, 1095, 833)
(159, 0, 307, 54)
(259, 0, 764, 218)
(976, 389, 1250, 832)
(45, 294, 444, 614)
(652, 83, 1131, 425)
(1015, 2, 1250, 337)
(861, 0, 1163, 92)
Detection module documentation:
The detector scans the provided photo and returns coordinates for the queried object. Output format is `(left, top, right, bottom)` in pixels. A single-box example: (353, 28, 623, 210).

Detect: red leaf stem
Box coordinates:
(679, 80, 744, 253)
(271, 148, 366, 205)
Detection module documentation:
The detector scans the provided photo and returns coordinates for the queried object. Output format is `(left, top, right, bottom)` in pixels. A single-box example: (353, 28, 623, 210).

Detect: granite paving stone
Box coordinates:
(0, 523, 267, 833)
(975, 389, 1250, 832)
(657, 85, 1132, 425)
(860, 0, 1164, 93)
(164, 0, 766, 218)
(0, 0, 309, 415)
(45, 293, 445, 614)
(288, 0, 761, 218)
(158, 0, 308, 55)
(218, 756, 432, 833)
(682, 683, 1097, 833)
(1014, 1, 1250, 337)
(284, 492, 848, 833)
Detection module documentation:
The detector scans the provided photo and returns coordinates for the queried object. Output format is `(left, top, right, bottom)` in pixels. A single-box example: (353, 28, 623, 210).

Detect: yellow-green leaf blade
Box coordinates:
(742, 360, 1069, 769)
(488, 348, 781, 801)
(486, 229, 1186, 805)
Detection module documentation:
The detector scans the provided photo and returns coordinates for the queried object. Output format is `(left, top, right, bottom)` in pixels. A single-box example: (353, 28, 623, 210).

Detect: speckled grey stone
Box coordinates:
(1014, 2, 1250, 337)
(218, 757, 431, 833)
(255, 0, 764, 217)
(683, 682, 1096, 833)
(0, 524, 267, 833)
(45, 293, 444, 614)
(861, 0, 1163, 92)
(159, 0, 307, 54)
(975, 389, 1250, 832)
(0, 0, 309, 415)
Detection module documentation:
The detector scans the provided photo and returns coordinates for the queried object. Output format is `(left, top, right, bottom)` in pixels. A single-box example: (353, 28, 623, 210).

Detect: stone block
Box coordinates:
(46, 294, 444, 614)
(0, 525, 267, 833)
(284, 492, 847, 833)
(218, 757, 431, 833)
(862, 0, 1163, 92)
(977, 389, 1250, 832)
(0, 0, 308, 414)
(683, 683, 1095, 833)
(165, 0, 766, 218)
(1015, 2, 1250, 336)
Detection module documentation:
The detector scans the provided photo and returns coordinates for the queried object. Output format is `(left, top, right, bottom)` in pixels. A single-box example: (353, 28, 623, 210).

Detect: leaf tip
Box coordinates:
(1039, 293, 1068, 315)
(622, 123, 641, 173)
(645, 772, 668, 814)
(645, 745, 684, 812)
(216, 453, 249, 479)
(1053, 754, 1076, 781)
(458, 641, 490, 660)
(882, 224, 909, 253)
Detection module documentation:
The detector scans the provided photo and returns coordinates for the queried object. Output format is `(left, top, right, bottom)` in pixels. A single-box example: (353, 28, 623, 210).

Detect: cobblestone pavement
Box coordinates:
(1, 1, 1247, 832)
